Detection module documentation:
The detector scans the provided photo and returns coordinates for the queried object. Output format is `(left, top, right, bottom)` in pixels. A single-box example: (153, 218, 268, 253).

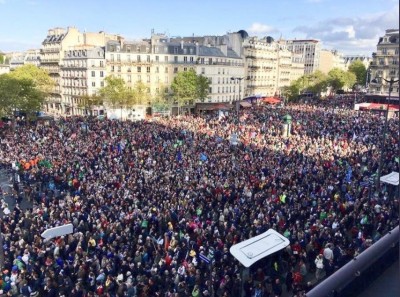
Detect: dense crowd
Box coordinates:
(0, 100, 398, 297)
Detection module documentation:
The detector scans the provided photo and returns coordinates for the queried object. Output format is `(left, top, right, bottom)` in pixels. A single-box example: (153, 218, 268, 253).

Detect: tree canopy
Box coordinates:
(171, 69, 210, 105)
(98, 76, 128, 108)
(0, 74, 45, 119)
(348, 60, 367, 87)
(8, 64, 53, 94)
(130, 81, 151, 106)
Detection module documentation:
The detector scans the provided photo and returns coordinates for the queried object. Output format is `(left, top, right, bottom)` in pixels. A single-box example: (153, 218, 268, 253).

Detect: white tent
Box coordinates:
(230, 229, 290, 267)
(380, 172, 399, 186)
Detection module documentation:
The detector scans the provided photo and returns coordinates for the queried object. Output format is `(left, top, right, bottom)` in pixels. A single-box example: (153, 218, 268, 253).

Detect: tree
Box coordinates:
(282, 79, 302, 101)
(8, 64, 53, 94)
(196, 75, 210, 102)
(348, 60, 367, 86)
(306, 71, 328, 97)
(327, 68, 348, 92)
(0, 53, 4, 64)
(129, 81, 151, 106)
(171, 69, 198, 107)
(344, 71, 357, 90)
(78, 94, 103, 116)
(98, 76, 128, 108)
(0, 74, 45, 120)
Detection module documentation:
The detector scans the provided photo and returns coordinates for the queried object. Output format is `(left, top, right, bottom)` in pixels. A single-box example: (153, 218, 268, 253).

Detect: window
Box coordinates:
(117, 54, 121, 61)
(174, 56, 178, 63)
(156, 67, 159, 73)
(174, 67, 178, 73)
(127, 67, 131, 72)
(137, 55, 141, 62)
(382, 48, 387, 55)
(147, 55, 151, 62)
(110, 54, 114, 61)
(201, 67, 205, 75)
(100, 71, 104, 77)
(190, 57, 194, 63)
(165, 76, 169, 83)
(165, 67, 168, 73)
(127, 55, 131, 62)
(92, 82, 96, 87)
(184, 67, 187, 71)
(184, 56, 188, 62)
(155, 56, 159, 62)
(100, 61, 104, 67)
(127, 46, 131, 53)
(91, 71, 95, 77)
(127, 75, 131, 82)
(137, 66, 141, 73)
(147, 67, 150, 73)
(164, 56, 168, 62)
(147, 75, 150, 83)
(118, 66, 121, 72)
(209, 87, 212, 93)
(111, 66, 115, 72)
(209, 58, 212, 64)
(174, 47, 178, 54)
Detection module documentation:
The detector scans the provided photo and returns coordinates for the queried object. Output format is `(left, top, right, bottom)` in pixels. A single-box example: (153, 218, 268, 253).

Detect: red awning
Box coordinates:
(262, 97, 281, 104)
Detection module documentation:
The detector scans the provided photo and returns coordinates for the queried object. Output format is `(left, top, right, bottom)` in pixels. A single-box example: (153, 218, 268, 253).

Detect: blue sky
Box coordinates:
(0, 0, 398, 55)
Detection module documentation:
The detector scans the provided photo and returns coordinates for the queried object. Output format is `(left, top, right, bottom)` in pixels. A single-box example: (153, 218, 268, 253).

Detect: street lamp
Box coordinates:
(374, 77, 399, 191)
(231, 77, 244, 115)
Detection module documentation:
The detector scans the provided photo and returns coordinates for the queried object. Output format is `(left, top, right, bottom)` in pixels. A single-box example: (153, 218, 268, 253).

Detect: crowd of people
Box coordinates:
(0, 99, 398, 297)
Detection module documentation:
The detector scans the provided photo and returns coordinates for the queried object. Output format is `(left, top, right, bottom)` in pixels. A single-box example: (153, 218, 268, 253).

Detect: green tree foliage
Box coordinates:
(8, 64, 53, 94)
(196, 75, 210, 102)
(171, 69, 198, 106)
(348, 60, 367, 86)
(0, 53, 4, 64)
(78, 94, 103, 115)
(282, 79, 302, 101)
(152, 85, 172, 110)
(302, 71, 328, 97)
(129, 81, 151, 106)
(327, 68, 348, 92)
(98, 76, 128, 108)
(327, 68, 357, 92)
(0, 74, 45, 119)
(344, 71, 357, 90)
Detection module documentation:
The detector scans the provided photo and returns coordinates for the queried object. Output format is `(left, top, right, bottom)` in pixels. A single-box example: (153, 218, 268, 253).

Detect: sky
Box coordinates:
(0, 0, 398, 56)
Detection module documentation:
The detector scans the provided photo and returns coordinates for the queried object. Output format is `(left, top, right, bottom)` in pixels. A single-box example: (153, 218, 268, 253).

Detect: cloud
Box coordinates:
(293, 5, 399, 54)
(247, 22, 278, 36)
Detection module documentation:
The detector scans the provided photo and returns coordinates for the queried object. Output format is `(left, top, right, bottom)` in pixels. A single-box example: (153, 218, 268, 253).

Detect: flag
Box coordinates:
(200, 153, 208, 162)
(176, 151, 182, 162)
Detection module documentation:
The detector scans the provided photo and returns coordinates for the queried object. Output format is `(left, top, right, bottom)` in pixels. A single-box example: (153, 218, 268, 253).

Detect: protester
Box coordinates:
(0, 99, 398, 297)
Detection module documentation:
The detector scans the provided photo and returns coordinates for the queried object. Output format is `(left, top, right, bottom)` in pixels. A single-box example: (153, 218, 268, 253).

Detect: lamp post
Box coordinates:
(231, 77, 244, 115)
(375, 77, 399, 190)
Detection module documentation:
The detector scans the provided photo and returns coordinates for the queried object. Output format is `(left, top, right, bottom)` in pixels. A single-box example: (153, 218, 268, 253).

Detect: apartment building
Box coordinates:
(104, 33, 244, 104)
(40, 27, 122, 115)
(283, 39, 321, 74)
(243, 37, 305, 97)
(343, 55, 372, 71)
(318, 49, 346, 74)
(61, 47, 106, 116)
(368, 29, 399, 98)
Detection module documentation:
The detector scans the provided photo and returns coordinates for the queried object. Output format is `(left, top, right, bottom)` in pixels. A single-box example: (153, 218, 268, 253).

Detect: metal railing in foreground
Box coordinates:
(306, 226, 399, 297)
